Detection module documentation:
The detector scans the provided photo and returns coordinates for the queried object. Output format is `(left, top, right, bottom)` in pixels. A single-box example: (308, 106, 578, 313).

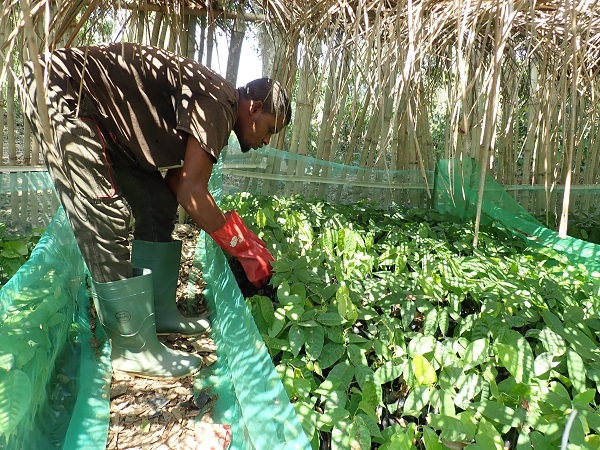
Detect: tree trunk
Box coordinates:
(258, 22, 275, 77)
(226, 17, 246, 85)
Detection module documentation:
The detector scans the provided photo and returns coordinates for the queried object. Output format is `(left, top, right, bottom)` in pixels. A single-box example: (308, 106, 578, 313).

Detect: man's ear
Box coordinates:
(249, 100, 264, 114)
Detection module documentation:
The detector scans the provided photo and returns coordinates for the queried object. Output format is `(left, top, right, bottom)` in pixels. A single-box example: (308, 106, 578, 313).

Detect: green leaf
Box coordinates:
(327, 326, 345, 344)
(316, 406, 350, 429)
(374, 359, 407, 385)
(423, 308, 438, 335)
(293, 399, 318, 440)
(0, 370, 32, 437)
(430, 388, 455, 416)
(494, 339, 534, 384)
(327, 361, 355, 390)
(407, 335, 436, 356)
(304, 323, 325, 360)
(463, 338, 489, 371)
(402, 385, 430, 417)
(428, 414, 470, 444)
(563, 326, 598, 361)
(538, 328, 567, 356)
(347, 344, 368, 366)
(341, 229, 360, 258)
(288, 324, 305, 357)
(438, 308, 450, 336)
(321, 228, 336, 255)
(378, 425, 414, 450)
(474, 420, 503, 450)
(0, 355, 14, 371)
(293, 378, 312, 399)
(422, 426, 442, 450)
(533, 352, 555, 377)
(318, 343, 345, 369)
(413, 354, 437, 386)
(316, 312, 345, 326)
(400, 300, 416, 329)
(567, 349, 587, 394)
(471, 400, 524, 427)
(331, 419, 360, 450)
(528, 431, 552, 449)
(336, 285, 357, 323)
(257, 296, 275, 326)
(140, 417, 151, 433)
(355, 413, 382, 439)
(454, 372, 481, 409)
(284, 304, 304, 321)
(268, 308, 286, 337)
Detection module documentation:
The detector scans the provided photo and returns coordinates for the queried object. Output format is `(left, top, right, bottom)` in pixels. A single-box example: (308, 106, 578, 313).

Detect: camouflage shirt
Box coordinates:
(43, 42, 237, 170)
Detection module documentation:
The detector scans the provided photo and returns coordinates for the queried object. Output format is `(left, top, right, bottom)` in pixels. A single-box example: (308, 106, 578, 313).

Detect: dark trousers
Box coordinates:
(23, 67, 179, 282)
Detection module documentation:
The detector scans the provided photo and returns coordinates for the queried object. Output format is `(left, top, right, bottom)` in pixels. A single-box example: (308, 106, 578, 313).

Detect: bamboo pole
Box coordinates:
(558, 0, 580, 239)
(6, 60, 16, 165)
(473, 1, 512, 248)
(308, 44, 337, 198)
(23, 119, 31, 165)
(285, 39, 317, 196)
(0, 21, 5, 166)
(158, 14, 169, 48)
(318, 55, 350, 199)
(197, 15, 206, 64)
(150, 11, 163, 46)
(205, 19, 214, 68)
(572, 96, 586, 183)
(186, 15, 197, 59)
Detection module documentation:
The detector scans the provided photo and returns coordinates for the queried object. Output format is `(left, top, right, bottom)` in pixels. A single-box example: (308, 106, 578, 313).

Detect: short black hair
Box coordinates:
(238, 78, 292, 126)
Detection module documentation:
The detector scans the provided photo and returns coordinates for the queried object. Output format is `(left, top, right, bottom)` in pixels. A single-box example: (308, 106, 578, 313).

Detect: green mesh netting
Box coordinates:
(0, 171, 58, 234)
(220, 145, 435, 208)
(0, 172, 111, 450)
(191, 158, 311, 450)
(432, 157, 600, 274)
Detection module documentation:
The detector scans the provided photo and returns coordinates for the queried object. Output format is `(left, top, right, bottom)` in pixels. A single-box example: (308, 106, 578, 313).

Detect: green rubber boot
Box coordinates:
(131, 240, 210, 336)
(92, 268, 202, 379)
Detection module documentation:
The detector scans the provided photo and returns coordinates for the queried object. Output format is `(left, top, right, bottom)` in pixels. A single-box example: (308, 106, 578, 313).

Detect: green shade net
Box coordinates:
(432, 157, 600, 273)
(220, 144, 435, 208)
(191, 157, 312, 450)
(0, 172, 111, 450)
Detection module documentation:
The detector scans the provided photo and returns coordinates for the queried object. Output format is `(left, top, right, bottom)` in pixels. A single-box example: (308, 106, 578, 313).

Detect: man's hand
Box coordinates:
(210, 210, 275, 288)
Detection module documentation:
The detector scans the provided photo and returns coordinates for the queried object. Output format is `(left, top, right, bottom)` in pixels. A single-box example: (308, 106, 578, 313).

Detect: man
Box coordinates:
(22, 42, 291, 380)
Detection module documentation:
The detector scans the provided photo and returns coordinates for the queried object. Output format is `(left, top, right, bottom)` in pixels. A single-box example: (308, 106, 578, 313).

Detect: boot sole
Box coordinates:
(112, 363, 202, 381)
(156, 327, 212, 337)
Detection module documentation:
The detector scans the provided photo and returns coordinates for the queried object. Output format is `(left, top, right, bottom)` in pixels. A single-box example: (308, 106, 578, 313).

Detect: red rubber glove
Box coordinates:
(210, 210, 275, 288)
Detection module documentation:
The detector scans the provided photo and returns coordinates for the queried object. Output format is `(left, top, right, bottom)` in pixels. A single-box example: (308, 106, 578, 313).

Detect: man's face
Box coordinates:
(235, 100, 285, 153)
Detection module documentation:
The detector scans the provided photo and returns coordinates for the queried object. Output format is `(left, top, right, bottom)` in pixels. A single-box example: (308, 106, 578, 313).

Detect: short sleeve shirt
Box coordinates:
(47, 43, 237, 170)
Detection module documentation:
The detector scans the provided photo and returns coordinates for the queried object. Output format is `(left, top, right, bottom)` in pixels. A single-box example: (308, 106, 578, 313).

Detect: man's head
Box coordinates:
(233, 78, 292, 153)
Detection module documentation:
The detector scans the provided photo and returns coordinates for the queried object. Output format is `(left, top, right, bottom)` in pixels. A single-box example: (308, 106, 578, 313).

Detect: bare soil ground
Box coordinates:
(106, 223, 231, 450)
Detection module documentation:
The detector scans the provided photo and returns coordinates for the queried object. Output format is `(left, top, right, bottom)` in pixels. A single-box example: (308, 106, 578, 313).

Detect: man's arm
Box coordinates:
(167, 133, 275, 288)
(164, 134, 225, 233)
